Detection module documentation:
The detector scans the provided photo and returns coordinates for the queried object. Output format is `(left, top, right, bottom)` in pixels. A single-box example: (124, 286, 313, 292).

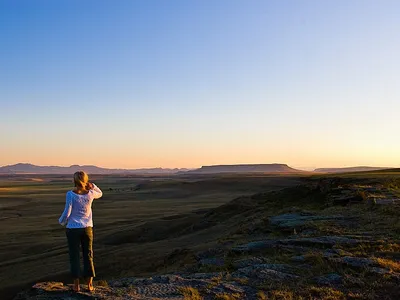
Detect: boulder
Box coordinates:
(335, 256, 375, 268)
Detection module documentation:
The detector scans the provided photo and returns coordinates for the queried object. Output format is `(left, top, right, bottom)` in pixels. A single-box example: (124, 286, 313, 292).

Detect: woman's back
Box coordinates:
(59, 184, 102, 228)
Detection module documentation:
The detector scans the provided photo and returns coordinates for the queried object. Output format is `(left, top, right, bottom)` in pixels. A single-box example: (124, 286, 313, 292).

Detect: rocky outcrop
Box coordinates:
(269, 213, 345, 228)
(15, 274, 258, 300)
(13, 180, 400, 299)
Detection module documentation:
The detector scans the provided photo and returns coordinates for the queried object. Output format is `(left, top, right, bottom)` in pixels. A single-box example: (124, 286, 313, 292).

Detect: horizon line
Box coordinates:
(0, 162, 395, 171)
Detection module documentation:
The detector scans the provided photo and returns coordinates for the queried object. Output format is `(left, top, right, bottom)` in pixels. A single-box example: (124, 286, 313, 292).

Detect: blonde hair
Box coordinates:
(74, 171, 89, 188)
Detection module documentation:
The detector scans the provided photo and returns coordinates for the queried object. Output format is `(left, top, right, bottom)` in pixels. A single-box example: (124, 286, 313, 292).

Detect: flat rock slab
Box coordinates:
(239, 263, 295, 273)
(281, 236, 363, 247)
(233, 263, 299, 281)
(232, 235, 368, 254)
(16, 275, 259, 300)
(333, 256, 375, 268)
(269, 213, 344, 228)
(232, 257, 266, 269)
(16, 282, 114, 300)
(231, 240, 278, 253)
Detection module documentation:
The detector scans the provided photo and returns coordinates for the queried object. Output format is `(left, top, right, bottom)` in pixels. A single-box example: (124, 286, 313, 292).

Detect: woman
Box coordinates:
(59, 171, 103, 292)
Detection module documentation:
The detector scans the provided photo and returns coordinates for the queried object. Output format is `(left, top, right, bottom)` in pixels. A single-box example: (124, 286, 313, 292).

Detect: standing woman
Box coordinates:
(59, 171, 103, 292)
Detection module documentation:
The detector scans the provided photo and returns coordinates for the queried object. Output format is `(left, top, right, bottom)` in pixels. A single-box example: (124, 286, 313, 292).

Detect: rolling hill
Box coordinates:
(314, 166, 391, 173)
(0, 163, 188, 175)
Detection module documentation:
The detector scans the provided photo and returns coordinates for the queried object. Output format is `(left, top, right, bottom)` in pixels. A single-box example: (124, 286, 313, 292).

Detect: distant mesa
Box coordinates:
(186, 164, 304, 174)
(314, 166, 391, 173)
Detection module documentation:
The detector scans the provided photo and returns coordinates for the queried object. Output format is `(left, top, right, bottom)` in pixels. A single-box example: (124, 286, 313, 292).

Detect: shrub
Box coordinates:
(355, 190, 367, 201)
(257, 291, 267, 300)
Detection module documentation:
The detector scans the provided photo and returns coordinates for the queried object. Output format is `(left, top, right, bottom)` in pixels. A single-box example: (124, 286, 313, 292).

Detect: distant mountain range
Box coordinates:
(0, 163, 393, 175)
(313, 166, 391, 173)
(0, 163, 304, 175)
(185, 164, 304, 174)
(0, 163, 189, 175)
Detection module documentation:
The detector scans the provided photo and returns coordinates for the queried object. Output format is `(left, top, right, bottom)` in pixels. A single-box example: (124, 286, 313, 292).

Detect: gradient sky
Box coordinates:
(1, 0, 399, 169)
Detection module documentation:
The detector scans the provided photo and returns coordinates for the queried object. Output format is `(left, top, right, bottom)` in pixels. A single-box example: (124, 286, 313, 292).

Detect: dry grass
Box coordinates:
(374, 257, 400, 272)
(308, 286, 345, 299)
(206, 273, 225, 289)
(180, 286, 203, 300)
(232, 277, 249, 285)
(95, 280, 109, 287)
(214, 292, 241, 300)
(257, 291, 267, 300)
(302, 251, 336, 275)
(346, 291, 365, 299)
(269, 289, 294, 300)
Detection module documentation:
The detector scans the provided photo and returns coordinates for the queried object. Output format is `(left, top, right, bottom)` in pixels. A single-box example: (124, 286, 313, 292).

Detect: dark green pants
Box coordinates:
(66, 227, 95, 278)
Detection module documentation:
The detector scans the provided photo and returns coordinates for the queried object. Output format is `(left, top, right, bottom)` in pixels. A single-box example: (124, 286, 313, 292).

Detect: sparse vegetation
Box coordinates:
(257, 291, 267, 300)
(180, 286, 203, 300)
(96, 279, 109, 287)
(214, 292, 241, 300)
(308, 286, 345, 299)
(374, 257, 400, 272)
(269, 289, 294, 300)
(355, 190, 368, 201)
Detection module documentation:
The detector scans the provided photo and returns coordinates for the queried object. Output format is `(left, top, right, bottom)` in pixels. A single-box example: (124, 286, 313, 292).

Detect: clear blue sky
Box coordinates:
(1, 0, 399, 169)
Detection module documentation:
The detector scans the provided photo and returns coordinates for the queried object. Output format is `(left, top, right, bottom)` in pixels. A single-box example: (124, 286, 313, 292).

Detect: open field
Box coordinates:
(0, 173, 302, 299)
(3, 171, 400, 299)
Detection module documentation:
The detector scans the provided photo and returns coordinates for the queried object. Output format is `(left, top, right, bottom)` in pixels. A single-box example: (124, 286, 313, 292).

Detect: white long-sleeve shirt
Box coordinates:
(58, 184, 103, 228)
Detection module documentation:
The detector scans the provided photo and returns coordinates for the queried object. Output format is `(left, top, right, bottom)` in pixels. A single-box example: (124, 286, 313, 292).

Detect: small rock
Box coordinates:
(323, 250, 338, 258)
(339, 256, 374, 268)
(233, 263, 298, 281)
(231, 240, 277, 253)
(270, 213, 344, 228)
(186, 272, 225, 280)
(233, 264, 298, 281)
(315, 273, 343, 285)
(291, 255, 306, 262)
(300, 229, 317, 236)
(232, 257, 266, 269)
(369, 267, 391, 275)
(199, 257, 225, 267)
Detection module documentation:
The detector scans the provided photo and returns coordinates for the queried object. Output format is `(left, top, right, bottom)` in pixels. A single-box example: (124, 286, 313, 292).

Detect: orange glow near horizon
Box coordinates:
(2, 143, 399, 170)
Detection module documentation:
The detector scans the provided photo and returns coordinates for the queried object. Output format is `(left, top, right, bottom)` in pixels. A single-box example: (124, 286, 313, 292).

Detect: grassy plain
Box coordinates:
(0, 173, 302, 298)
(3, 171, 400, 299)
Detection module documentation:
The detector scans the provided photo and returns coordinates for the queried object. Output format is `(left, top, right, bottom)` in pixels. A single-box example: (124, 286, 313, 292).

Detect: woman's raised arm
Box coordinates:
(89, 183, 103, 199)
